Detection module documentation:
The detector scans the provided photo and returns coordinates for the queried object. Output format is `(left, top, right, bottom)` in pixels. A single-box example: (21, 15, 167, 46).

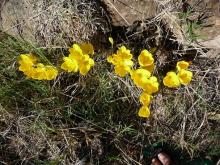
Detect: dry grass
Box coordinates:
(2, 0, 110, 47)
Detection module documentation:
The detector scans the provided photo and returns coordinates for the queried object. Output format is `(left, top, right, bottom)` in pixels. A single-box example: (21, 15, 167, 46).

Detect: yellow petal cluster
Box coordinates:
(107, 47, 159, 118)
(138, 50, 154, 67)
(130, 69, 151, 88)
(132, 51, 158, 118)
(178, 69, 193, 85)
(136, 75, 159, 118)
(163, 71, 180, 88)
(18, 54, 58, 80)
(131, 69, 159, 94)
(140, 92, 151, 106)
(138, 49, 155, 73)
(61, 43, 95, 75)
(107, 46, 133, 77)
(163, 61, 193, 88)
(143, 76, 159, 94)
(79, 43, 94, 55)
(138, 105, 150, 118)
(176, 60, 189, 71)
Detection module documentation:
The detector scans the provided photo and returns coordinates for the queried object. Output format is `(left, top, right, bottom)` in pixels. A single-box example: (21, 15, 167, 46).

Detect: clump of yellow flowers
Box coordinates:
(18, 39, 193, 119)
(18, 54, 58, 80)
(18, 43, 95, 80)
(61, 43, 95, 75)
(163, 61, 193, 88)
(107, 46, 159, 118)
(107, 46, 133, 77)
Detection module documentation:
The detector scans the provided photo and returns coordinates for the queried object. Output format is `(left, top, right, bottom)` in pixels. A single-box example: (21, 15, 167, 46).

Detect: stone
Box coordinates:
(101, 0, 157, 26)
(186, 0, 220, 48)
(1, 0, 36, 43)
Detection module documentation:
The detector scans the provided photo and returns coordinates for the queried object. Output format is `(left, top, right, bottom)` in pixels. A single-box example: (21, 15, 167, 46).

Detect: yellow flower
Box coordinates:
(163, 71, 180, 88)
(24, 67, 35, 78)
(107, 54, 116, 64)
(138, 105, 150, 118)
(18, 54, 37, 72)
(143, 76, 159, 94)
(61, 57, 78, 73)
(19, 54, 37, 63)
(130, 69, 151, 88)
(31, 63, 47, 80)
(107, 46, 133, 77)
(18, 54, 58, 80)
(177, 69, 193, 85)
(117, 46, 132, 60)
(140, 92, 151, 106)
(79, 55, 94, 75)
(107, 55, 114, 64)
(138, 49, 154, 67)
(79, 42, 94, 55)
(69, 44, 84, 62)
(141, 63, 154, 73)
(114, 65, 131, 77)
(176, 61, 189, 71)
(45, 66, 58, 80)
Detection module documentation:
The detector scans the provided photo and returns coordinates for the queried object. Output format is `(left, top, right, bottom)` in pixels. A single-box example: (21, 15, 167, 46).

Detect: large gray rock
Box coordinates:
(163, 0, 220, 49)
(101, 0, 157, 26)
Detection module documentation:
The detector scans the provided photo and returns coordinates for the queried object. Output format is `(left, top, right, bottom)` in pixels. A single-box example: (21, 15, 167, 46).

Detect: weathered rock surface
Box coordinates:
(195, 0, 220, 48)
(189, 0, 220, 48)
(161, 0, 220, 49)
(1, 0, 36, 42)
(101, 0, 157, 26)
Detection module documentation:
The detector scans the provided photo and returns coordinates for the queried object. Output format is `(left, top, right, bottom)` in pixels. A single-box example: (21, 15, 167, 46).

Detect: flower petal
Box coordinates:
(138, 106, 150, 118)
(176, 61, 190, 71)
(163, 71, 180, 88)
(140, 92, 151, 106)
(178, 69, 193, 85)
(138, 50, 154, 67)
(79, 42, 94, 55)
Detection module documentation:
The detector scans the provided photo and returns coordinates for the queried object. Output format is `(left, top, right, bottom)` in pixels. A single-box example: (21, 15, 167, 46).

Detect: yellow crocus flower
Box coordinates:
(141, 63, 155, 73)
(61, 57, 79, 73)
(138, 105, 150, 118)
(32, 63, 47, 80)
(177, 69, 193, 85)
(143, 76, 159, 94)
(79, 42, 94, 55)
(130, 69, 151, 88)
(45, 66, 58, 80)
(18, 54, 37, 72)
(163, 71, 181, 88)
(78, 55, 94, 75)
(117, 46, 132, 60)
(140, 92, 151, 106)
(114, 65, 130, 77)
(69, 44, 84, 62)
(176, 61, 189, 71)
(138, 49, 154, 67)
